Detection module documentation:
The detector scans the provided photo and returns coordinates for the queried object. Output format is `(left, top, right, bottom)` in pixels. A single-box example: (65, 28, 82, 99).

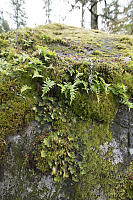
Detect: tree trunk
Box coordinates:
(47, 0, 51, 24)
(91, 0, 98, 29)
(81, 3, 85, 28)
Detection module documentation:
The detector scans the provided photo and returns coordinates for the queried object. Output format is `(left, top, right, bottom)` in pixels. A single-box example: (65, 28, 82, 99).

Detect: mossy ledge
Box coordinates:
(0, 23, 133, 199)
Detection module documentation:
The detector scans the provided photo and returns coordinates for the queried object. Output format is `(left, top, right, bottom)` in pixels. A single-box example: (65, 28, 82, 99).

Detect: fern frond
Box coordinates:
(68, 68, 75, 76)
(58, 71, 88, 104)
(58, 82, 78, 104)
(38, 46, 51, 61)
(81, 80, 89, 93)
(32, 70, 43, 79)
(21, 85, 32, 93)
(69, 85, 78, 105)
(91, 79, 101, 103)
(110, 83, 132, 110)
(74, 78, 82, 87)
(99, 77, 110, 95)
(42, 78, 56, 97)
(75, 71, 83, 79)
(58, 82, 69, 98)
(29, 57, 43, 69)
(0, 68, 10, 76)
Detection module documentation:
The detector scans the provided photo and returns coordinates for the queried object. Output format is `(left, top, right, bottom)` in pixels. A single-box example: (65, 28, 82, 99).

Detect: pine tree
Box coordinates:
(10, 0, 27, 29)
(102, 0, 123, 33)
(102, 0, 133, 34)
(122, 0, 133, 34)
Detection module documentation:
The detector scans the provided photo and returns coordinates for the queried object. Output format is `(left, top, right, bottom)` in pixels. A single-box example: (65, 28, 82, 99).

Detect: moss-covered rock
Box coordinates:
(0, 23, 133, 199)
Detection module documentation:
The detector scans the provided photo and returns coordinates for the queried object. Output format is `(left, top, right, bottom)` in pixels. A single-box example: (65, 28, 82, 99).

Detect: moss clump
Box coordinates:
(93, 50, 103, 56)
(120, 36, 133, 45)
(123, 72, 133, 95)
(0, 38, 9, 47)
(0, 74, 34, 161)
(72, 92, 118, 122)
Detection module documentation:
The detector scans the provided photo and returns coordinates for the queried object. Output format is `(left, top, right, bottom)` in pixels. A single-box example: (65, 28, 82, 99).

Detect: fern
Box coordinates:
(91, 75, 111, 103)
(99, 77, 110, 95)
(28, 57, 43, 70)
(21, 85, 32, 93)
(69, 84, 78, 105)
(91, 75, 132, 109)
(110, 84, 133, 110)
(91, 78, 101, 103)
(68, 68, 75, 76)
(32, 70, 44, 79)
(75, 71, 89, 93)
(58, 81, 78, 105)
(42, 78, 56, 97)
(75, 71, 83, 79)
(58, 71, 88, 105)
(38, 46, 55, 61)
(81, 80, 89, 93)
(58, 82, 70, 98)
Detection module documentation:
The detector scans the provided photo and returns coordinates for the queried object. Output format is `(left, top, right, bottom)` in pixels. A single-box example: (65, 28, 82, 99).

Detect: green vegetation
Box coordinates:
(0, 23, 133, 199)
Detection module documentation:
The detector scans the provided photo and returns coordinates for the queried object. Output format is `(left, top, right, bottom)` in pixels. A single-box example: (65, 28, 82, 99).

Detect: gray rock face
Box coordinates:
(0, 105, 133, 199)
(0, 122, 61, 200)
(111, 105, 133, 160)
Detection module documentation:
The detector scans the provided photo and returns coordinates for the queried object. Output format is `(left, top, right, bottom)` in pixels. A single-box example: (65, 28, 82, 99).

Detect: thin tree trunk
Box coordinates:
(91, 0, 98, 29)
(16, 0, 19, 29)
(81, 3, 85, 28)
(48, 0, 50, 23)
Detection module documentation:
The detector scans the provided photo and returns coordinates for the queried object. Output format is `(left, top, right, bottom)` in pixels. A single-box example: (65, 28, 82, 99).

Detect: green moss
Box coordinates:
(0, 38, 9, 47)
(122, 72, 133, 95)
(93, 50, 103, 56)
(71, 160, 133, 200)
(119, 36, 133, 45)
(44, 23, 68, 30)
(0, 75, 35, 161)
(40, 34, 68, 46)
(0, 99, 34, 134)
(72, 92, 118, 123)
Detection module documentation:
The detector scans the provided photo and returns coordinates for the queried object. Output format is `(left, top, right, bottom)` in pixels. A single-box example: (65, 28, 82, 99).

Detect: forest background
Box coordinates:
(0, 0, 133, 35)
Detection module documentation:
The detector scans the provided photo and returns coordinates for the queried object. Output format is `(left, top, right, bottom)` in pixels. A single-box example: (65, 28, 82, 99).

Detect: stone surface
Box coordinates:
(0, 105, 133, 199)
(111, 104, 133, 160)
(0, 122, 63, 200)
